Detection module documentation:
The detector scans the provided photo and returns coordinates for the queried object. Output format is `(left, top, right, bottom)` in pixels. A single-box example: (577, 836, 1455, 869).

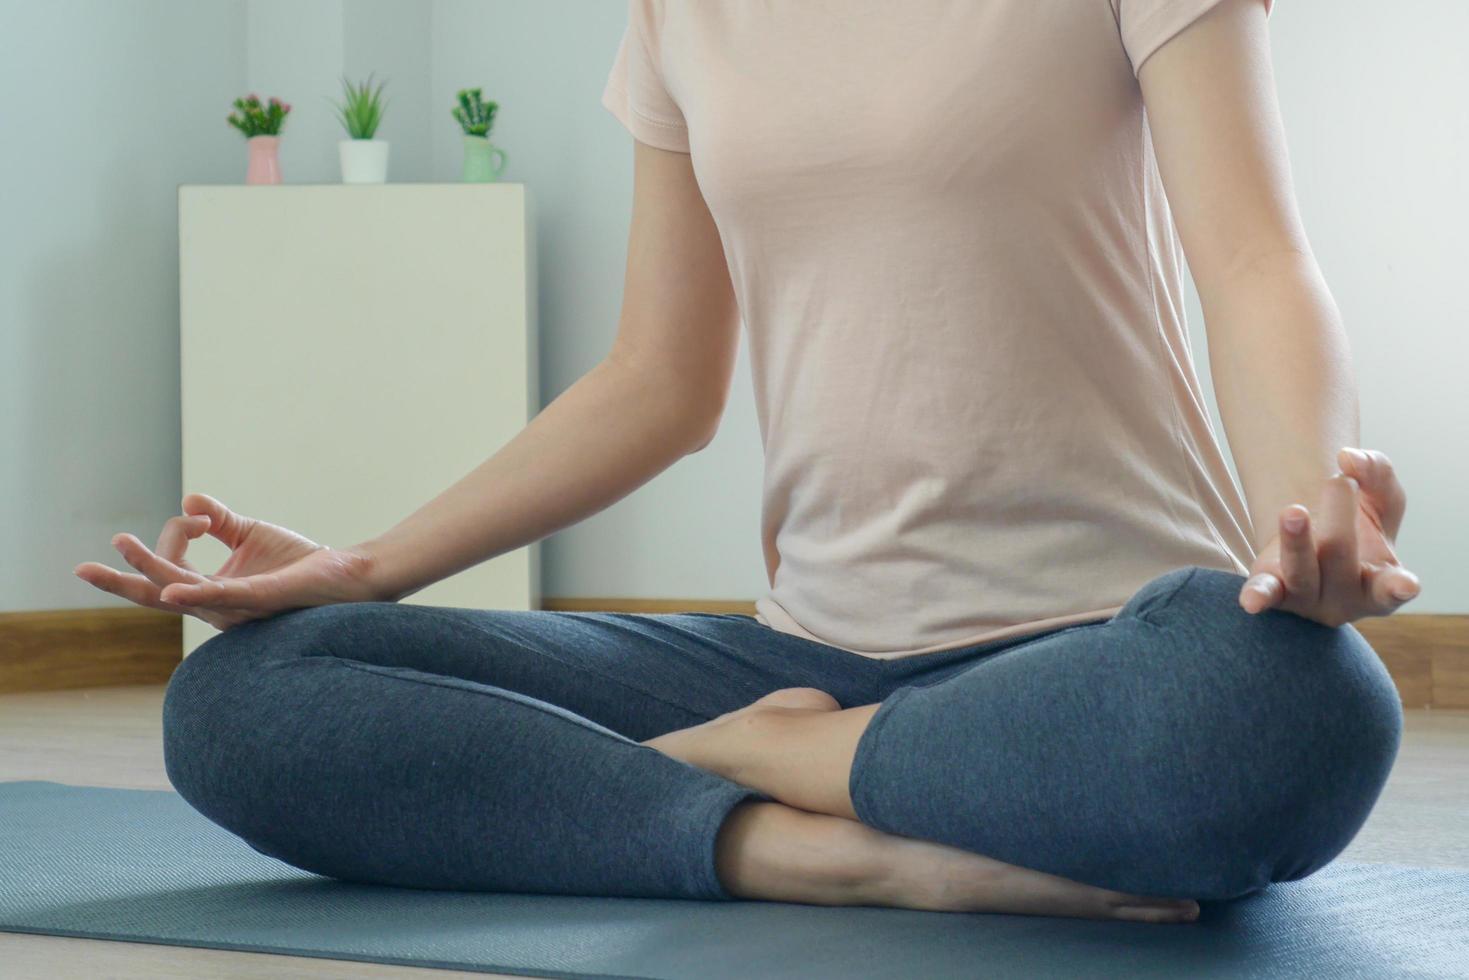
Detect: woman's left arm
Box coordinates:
(1137, 0, 1420, 625)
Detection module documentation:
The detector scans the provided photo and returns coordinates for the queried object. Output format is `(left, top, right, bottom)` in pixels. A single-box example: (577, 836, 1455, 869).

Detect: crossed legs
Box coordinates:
(648, 566, 1403, 904)
(161, 566, 1401, 921)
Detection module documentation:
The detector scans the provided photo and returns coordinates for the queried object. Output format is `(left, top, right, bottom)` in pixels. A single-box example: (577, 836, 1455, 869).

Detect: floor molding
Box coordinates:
(5, 604, 1465, 707)
(0, 608, 180, 695)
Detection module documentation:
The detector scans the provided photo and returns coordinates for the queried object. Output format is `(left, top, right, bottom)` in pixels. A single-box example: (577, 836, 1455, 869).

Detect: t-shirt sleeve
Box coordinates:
(601, 0, 690, 153)
(1112, 0, 1276, 78)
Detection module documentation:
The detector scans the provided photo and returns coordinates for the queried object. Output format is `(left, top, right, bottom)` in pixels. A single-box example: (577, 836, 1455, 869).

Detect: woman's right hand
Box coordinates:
(74, 492, 384, 632)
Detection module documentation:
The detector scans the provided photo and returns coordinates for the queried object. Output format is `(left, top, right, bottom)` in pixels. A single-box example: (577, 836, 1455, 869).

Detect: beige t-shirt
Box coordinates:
(602, 0, 1272, 659)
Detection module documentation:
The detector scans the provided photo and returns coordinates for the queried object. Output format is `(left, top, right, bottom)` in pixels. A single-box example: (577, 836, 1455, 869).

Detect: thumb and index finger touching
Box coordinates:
(182, 492, 258, 549)
(158, 494, 269, 609)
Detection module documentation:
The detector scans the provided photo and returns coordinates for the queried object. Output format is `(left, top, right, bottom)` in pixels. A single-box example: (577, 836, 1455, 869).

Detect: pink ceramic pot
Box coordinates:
(245, 135, 282, 185)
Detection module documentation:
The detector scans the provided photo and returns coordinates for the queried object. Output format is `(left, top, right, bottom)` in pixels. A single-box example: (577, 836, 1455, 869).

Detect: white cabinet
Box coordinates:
(178, 184, 539, 656)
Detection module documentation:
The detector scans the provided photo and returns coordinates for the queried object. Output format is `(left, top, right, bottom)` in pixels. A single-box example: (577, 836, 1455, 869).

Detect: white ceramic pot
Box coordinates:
(339, 139, 390, 183)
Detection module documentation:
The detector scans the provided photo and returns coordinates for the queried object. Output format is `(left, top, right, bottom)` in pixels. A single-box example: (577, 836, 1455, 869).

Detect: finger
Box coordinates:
(1240, 566, 1284, 614)
(1316, 473, 1363, 613)
(155, 514, 212, 567)
(74, 562, 195, 616)
(76, 561, 243, 626)
(1277, 505, 1320, 605)
(160, 573, 275, 610)
(1365, 562, 1422, 614)
(181, 492, 257, 550)
(1337, 447, 1407, 541)
(112, 533, 205, 591)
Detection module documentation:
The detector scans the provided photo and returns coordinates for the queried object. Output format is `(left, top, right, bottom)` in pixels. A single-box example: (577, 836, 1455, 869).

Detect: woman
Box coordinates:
(77, 0, 1420, 925)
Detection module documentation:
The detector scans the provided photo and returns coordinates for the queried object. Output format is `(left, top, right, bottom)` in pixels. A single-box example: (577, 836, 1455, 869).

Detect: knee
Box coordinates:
(1135, 567, 1404, 898)
(1254, 618, 1403, 889)
(162, 616, 270, 809)
(161, 606, 348, 811)
(1155, 566, 1404, 771)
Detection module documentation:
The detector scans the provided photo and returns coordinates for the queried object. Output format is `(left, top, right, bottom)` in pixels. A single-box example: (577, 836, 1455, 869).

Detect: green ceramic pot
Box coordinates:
(462, 134, 507, 182)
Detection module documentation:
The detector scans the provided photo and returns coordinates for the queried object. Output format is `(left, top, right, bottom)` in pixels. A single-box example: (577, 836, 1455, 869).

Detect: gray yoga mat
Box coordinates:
(1, 781, 1466, 979)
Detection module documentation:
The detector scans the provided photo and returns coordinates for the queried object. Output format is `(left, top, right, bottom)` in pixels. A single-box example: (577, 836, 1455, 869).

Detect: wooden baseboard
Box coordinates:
(4, 604, 1465, 708)
(0, 608, 181, 694)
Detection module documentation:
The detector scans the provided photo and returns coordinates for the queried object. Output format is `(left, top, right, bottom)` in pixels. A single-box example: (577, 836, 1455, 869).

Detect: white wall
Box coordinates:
(1186, 1, 1468, 613)
(8, 1, 1464, 614)
(245, 0, 434, 184)
(0, 0, 246, 612)
(244, 0, 344, 184)
(344, 0, 433, 183)
(428, 0, 769, 602)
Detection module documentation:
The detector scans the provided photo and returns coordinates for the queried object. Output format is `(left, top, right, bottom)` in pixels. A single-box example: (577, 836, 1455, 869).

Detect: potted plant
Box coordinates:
(452, 88, 506, 182)
(227, 93, 291, 185)
(332, 73, 390, 183)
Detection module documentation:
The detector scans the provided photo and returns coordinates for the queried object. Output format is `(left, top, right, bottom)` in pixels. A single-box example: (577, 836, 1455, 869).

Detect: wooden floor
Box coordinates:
(2, 685, 1467, 979)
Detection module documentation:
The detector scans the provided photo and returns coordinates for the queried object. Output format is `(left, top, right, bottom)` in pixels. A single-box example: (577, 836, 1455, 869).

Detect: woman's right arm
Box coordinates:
(354, 138, 741, 601)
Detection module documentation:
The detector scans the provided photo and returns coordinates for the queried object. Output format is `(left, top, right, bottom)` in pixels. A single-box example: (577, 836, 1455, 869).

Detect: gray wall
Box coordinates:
(6, 1, 1464, 614)
(246, 0, 434, 184)
(245, 0, 345, 184)
(428, 0, 769, 602)
(1186, 1, 1469, 614)
(345, 0, 433, 183)
(0, 0, 246, 612)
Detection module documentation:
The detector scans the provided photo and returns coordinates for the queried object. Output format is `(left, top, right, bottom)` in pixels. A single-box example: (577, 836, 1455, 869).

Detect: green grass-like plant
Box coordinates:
(227, 94, 290, 137)
(452, 88, 498, 137)
(332, 73, 388, 139)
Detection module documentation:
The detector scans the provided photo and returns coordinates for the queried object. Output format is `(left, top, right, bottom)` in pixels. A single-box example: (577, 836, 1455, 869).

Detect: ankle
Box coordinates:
(726, 705, 867, 818)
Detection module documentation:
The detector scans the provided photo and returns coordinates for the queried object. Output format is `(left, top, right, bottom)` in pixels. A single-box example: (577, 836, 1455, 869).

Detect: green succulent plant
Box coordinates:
(452, 88, 499, 137)
(227, 93, 290, 137)
(331, 72, 388, 140)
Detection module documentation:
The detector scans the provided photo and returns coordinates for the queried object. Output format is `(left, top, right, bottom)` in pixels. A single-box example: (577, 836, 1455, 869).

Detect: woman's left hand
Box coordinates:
(1238, 447, 1421, 627)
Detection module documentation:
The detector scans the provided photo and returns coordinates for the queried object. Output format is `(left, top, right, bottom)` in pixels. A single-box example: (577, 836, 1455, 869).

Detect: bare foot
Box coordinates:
(660, 691, 1201, 924)
(719, 801, 1200, 924)
(878, 821, 1201, 923)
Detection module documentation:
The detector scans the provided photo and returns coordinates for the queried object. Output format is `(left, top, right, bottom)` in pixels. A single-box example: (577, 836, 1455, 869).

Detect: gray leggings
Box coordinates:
(161, 565, 1402, 903)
